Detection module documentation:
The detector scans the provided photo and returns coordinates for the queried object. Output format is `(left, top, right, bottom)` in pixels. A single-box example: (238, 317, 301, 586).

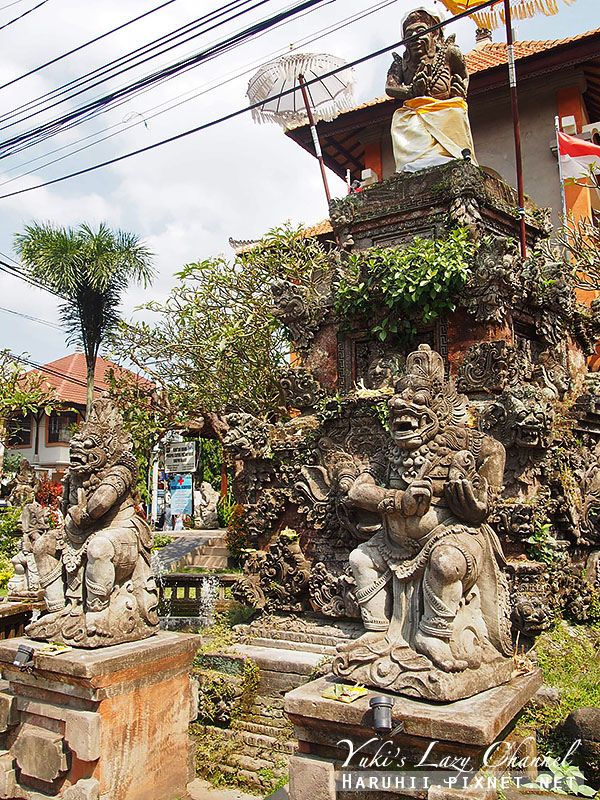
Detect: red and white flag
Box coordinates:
(558, 131, 600, 183)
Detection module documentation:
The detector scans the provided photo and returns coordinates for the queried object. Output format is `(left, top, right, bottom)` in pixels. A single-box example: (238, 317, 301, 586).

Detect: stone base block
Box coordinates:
(285, 670, 542, 800)
(0, 631, 201, 800)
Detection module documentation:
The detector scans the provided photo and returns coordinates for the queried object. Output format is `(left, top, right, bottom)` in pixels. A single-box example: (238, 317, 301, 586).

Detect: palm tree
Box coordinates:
(14, 222, 154, 418)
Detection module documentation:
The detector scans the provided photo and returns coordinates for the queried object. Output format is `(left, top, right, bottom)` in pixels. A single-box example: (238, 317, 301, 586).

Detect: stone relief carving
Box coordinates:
(332, 345, 513, 701)
(457, 341, 527, 394)
(6, 502, 46, 599)
(26, 398, 159, 647)
(480, 383, 555, 485)
(270, 278, 329, 353)
(279, 366, 325, 411)
(309, 562, 359, 618)
(223, 413, 270, 461)
(462, 237, 520, 324)
(232, 531, 311, 612)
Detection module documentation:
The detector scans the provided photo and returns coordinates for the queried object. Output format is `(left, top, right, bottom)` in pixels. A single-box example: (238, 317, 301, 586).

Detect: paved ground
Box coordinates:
(184, 778, 290, 800)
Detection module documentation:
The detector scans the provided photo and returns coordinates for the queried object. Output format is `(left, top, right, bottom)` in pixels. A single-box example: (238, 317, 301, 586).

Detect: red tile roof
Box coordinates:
(27, 353, 152, 406)
(466, 27, 600, 73)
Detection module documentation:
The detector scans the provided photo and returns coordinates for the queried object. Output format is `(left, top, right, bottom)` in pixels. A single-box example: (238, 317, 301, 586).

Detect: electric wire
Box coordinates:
(12, 354, 106, 393)
(0, 0, 279, 159)
(0, 0, 391, 185)
(0, 0, 307, 160)
(0, 0, 269, 132)
(0, 305, 62, 329)
(0, 0, 48, 31)
(0, 0, 182, 93)
(0, 0, 501, 201)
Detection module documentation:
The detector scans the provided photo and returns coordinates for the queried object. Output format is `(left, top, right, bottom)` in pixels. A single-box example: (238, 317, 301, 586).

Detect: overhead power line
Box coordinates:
(0, 0, 323, 160)
(0, 0, 262, 134)
(1, 0, 393, 186)
(0, 304, 62, 329)
(0, 0, 499, 201)
(0, 0, 48, 31)
(12, 354, 104, 394)
(0, 0, 181, 93)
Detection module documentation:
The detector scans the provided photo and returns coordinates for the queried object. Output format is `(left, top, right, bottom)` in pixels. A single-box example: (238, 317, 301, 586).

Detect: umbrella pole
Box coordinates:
(504, 0, 527, 258)
(298, 74, 332, 205)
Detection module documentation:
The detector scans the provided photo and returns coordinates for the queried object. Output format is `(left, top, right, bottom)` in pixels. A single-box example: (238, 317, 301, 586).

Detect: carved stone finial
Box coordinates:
(26, 398, 159, 648)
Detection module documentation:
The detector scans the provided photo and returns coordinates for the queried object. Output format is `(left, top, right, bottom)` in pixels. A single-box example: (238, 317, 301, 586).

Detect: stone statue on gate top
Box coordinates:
(385, 7, 477, 173)
(26, 398, 159, 647)
(332, 345, 513, 701)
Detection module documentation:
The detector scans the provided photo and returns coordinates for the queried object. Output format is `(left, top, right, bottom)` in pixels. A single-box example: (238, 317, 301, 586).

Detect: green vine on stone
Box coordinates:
(334, 229, 476, 341)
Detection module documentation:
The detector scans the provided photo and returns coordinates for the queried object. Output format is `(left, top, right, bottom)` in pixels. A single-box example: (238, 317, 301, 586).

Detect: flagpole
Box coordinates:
(503, 0, 527, 258)
(298, 73, 332, 205)
(555, 115, 568, 221)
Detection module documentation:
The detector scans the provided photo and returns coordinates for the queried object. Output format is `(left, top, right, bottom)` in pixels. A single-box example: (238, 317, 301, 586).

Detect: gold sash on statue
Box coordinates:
(391, 96, 477, 173)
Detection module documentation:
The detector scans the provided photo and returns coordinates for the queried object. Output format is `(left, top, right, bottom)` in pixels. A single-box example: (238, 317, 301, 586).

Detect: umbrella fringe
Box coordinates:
(471, 0, 577, 29)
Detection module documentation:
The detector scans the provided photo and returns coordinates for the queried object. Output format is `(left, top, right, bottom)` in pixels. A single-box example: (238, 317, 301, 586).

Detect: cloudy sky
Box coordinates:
(0, 0, 597, 366)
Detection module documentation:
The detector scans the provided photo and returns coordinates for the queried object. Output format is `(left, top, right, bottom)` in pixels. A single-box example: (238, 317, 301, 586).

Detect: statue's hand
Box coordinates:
(401, 479, 432, 517)
(67, 488, 90, 528)
(377, 491, 398, 513)
(445, 476, 488, 524)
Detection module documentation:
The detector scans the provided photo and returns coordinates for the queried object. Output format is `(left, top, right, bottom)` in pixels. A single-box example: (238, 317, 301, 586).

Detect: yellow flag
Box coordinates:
(437, 0, 577, 30)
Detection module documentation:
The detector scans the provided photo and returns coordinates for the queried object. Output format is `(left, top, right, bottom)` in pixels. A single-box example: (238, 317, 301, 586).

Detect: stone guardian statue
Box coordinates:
(332, 345, 513, 701)
(26, 398, 159, 647)
(386, 7, 477, 173)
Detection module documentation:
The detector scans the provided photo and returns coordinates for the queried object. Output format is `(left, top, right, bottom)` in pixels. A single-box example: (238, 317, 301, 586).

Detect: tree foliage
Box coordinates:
(335, 229, 475, 341)
(109, 225, 329, 420)
(14, 222, 154, 417)
(0, 350, 60, 474)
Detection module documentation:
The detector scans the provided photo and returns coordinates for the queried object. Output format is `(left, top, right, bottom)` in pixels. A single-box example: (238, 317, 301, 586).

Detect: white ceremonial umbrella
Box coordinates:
(247, 52, 355, 203)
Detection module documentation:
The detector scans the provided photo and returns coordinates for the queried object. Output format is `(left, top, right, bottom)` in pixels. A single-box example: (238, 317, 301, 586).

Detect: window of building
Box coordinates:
(8, 415, 32, 447)
(47, 411, 78, 444)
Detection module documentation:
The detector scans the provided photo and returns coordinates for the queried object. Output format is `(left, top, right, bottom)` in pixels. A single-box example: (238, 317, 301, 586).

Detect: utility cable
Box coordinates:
(0, 0, 181, 93)
(0, 305, 62, 329)
(0, 0, 266, 132)
(0, 0, 48, 31)
(0, 0, 391, 185)
(0, 0, 311, 158)
(0, 0, 500, 201)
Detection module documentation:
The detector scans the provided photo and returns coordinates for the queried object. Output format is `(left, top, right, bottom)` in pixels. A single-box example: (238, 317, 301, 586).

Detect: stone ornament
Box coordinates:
(26, 398, 159, 648)
(8, 458, 39, 506)
(6, 502, 46, 600)
(457, 341, 527, 394)
(332, 344, 513, 701)
(279, 366, 325, 411)
(232, 530, 311, 612)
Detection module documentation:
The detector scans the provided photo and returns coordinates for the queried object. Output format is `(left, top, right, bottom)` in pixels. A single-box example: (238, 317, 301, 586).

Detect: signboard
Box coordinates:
(169, 474, 193, 516)
(165, 441, 196, 473)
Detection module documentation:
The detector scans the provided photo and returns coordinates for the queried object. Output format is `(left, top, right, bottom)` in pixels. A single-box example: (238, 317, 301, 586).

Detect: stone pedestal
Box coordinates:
(285, 671, 542, 800)
(0, 631, 201, 800)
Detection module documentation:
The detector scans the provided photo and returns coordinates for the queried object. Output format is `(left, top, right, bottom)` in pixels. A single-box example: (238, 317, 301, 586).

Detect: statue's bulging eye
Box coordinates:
(84, 438, 95, 448)
(413, 391, 428, 405)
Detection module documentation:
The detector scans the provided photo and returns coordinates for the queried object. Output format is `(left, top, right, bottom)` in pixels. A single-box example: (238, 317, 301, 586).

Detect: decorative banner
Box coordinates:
(169, 474, 193, 516)
(165, 441, 196, 473)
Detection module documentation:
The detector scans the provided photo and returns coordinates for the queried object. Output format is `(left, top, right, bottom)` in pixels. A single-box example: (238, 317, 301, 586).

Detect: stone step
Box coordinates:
(236, 622, 361, 648)
(191, 555, 229, 568)
(197, 545, 229, 557)
(231, 645, 325, 676)
(234, 719, 290, 736)
(247, 636, 335, 656)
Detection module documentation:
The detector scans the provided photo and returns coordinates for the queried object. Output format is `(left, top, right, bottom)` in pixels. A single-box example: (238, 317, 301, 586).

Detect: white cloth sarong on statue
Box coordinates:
(391, 96, 477, 173)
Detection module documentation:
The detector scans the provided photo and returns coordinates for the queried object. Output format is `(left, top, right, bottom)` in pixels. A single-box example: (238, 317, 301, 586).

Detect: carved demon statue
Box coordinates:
(26, 398, 159, 648)
(332, 345, 513, 700)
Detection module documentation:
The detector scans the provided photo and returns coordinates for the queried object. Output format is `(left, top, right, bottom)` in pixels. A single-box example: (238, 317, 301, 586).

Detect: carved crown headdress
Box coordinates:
(79, 397, 133, 461)
(397, 344, 468, 426)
